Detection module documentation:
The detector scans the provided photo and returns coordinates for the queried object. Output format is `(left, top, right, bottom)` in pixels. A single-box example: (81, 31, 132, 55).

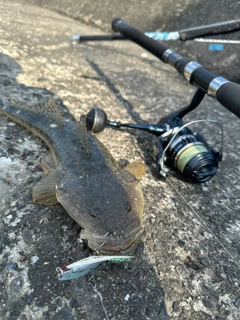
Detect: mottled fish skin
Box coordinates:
(0, 98, 144, 254)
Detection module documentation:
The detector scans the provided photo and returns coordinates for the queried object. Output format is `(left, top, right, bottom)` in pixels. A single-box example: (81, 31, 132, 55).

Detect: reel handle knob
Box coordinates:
(86, 107, 108, 133)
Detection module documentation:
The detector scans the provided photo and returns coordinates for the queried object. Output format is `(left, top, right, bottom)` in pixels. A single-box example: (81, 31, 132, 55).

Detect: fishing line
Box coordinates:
(165, 176, 240, 270)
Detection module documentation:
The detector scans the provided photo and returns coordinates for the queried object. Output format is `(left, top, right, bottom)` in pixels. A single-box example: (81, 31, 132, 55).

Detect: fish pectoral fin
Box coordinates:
(32, 170, 62, 205)
(124, 160, 146, 178)
(41, 152, 56, 174)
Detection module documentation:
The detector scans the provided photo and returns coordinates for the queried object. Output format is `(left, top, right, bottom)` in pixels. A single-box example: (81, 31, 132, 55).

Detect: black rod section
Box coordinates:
(75, 34, 125, 42)
(112, 18, 240, 119)
(112, 18, 168, 62)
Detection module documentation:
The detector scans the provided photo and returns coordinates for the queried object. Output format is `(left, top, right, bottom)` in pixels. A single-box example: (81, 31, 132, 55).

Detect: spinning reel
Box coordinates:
(85, 89, 223, 183)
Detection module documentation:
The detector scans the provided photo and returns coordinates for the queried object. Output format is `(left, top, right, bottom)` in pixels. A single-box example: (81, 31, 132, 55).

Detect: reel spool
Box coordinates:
(155, 122, 223, 183)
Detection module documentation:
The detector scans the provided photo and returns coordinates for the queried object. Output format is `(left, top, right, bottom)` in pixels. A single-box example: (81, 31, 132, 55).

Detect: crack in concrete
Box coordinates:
(90, 277, 110, 320)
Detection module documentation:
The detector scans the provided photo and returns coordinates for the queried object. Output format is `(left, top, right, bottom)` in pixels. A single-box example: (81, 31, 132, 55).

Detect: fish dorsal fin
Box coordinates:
(43, 97, 65, 127)
(72, 116, 91, 157)
(7, 97, 65, 127)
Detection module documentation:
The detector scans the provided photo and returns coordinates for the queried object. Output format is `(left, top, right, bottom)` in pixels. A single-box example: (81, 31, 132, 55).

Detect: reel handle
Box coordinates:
(86, 107, 167, 134)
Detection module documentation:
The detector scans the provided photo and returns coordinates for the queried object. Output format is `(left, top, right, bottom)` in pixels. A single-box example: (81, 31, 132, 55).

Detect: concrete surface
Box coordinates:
(0, 1, 240, 319)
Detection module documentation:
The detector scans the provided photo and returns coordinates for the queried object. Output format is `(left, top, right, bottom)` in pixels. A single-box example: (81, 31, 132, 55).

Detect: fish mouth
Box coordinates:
(80, 226, 143, 254)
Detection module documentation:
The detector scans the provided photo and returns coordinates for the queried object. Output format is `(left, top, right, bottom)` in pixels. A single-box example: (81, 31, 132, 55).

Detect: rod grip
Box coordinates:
(112, 18, 168, 61)
(216, 82, 240, 118)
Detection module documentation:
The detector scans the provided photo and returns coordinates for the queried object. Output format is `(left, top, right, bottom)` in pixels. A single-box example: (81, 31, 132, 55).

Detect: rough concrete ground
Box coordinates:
(0, 1, 240, 319)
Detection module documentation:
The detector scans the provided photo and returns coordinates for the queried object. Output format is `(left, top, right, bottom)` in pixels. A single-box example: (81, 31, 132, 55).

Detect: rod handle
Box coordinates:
(215, 81, 240, 118)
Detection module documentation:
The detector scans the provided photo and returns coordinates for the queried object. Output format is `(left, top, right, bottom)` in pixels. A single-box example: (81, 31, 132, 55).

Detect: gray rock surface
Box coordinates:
(0, 1, 240, 319)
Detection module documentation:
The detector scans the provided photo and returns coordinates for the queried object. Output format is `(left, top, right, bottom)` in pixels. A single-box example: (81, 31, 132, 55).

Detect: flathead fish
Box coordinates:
(0, 98, 145, 254)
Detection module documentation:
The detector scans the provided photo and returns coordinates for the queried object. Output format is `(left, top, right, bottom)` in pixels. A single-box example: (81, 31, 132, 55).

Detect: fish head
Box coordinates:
(55, 167, 144, 254)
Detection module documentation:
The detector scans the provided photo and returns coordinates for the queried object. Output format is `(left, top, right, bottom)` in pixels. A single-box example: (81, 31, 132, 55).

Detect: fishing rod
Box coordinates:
(111, 18, 240, 119)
